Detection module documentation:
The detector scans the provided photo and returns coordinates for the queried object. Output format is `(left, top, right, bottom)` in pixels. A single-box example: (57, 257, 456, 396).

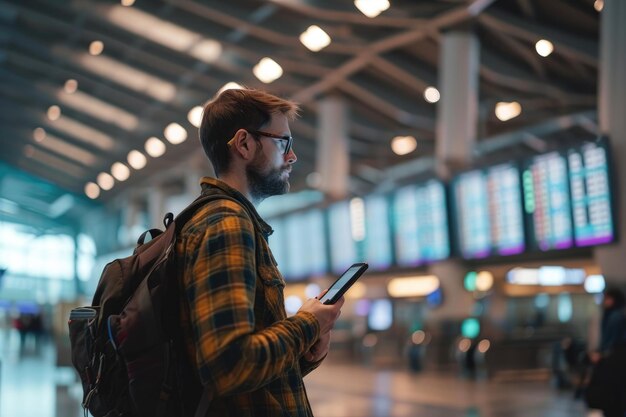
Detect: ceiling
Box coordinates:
(0, 0, 601, 230)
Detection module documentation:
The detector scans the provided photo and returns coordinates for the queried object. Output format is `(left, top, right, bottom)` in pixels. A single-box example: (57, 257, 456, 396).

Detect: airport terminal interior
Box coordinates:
(1, 0, 625, 416)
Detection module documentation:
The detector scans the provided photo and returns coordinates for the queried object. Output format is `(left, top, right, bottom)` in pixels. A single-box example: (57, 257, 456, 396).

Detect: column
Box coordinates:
(435, 30, 480, 179)
(594, 0, 626, 285)
(428, 30, 480, 321)
(148, 186, 166, 229)
(316, 95, 350, 200)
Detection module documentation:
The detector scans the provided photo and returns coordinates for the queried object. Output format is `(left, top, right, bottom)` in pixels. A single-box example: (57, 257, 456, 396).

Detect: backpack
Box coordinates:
(68, 194, 239, 417)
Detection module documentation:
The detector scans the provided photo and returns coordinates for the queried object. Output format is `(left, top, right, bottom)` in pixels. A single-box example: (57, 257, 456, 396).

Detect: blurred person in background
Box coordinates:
(586, 287, 626, 417)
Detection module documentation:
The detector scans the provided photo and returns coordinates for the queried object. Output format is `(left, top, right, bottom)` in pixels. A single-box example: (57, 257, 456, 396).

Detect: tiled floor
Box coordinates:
(0, 329, 601, 417)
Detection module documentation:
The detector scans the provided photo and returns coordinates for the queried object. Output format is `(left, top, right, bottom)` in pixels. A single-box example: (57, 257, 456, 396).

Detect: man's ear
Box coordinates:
(231, 129, 256, 160)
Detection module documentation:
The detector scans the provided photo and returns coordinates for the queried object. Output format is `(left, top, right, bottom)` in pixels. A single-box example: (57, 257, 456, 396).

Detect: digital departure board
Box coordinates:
(486, 163, 525, 255)
(328, 201, 358, 274)
(363, 195, 393, 270)
(452, 170, 491, 259)
(568, 139, 614, 246)
(522, 151, 574, 251)
(392, 180, 450, 266)
(268, 218, 290, 279)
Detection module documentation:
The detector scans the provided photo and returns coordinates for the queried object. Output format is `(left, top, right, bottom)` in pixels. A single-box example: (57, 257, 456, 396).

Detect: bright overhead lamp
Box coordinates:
(535, 39, 554, 57)
(38, 133, 97, 165)
(475, 271, 494, 292)
(64, 79, 78, 94)
(121, 0, 135, 6)
(145, 137, 166, 157)
(594, 0, 603, 12)
(47, 105, 61, 121)
(218, 82, 243, 94)
(111, 162, 130, 181)
(74, 51, 177, 102)
(33, 127, 46, 142)
(106, 6, 222, 63)
(97, 172, 114, 190)
(495, 101, 522, 121)
(89, 40, 104, 56)
(299, 25, 331, 52)
(127, 150, 147, 169)
(187, 106, 203, 128)
(391, 135, 417, 156)
(56, 90, 139, 131)
(24, 145, 35, 158)
(424, 86, 440, 103)
(253, 57, 283, 84)
(85, 182, 100, 199)
(354, 0, 390, 18)
(164, 122, 187, 144)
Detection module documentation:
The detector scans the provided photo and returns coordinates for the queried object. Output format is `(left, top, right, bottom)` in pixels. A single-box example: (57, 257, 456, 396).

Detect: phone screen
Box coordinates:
(319, 263, 368, 304)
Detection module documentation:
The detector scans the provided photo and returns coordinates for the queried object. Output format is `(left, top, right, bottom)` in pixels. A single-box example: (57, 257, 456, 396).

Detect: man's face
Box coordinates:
(246, 112, 297, 202)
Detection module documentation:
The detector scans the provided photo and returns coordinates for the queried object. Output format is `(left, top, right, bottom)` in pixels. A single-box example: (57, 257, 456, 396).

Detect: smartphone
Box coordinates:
(318, 263, 369, 305)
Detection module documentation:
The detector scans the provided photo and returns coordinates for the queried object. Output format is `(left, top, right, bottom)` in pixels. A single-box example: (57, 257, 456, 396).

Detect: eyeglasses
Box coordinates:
(249, 130, 293, 155)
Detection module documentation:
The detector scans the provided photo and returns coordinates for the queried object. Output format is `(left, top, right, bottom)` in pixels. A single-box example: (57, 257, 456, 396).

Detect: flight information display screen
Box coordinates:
(392, 180, 450, 266)
(268, 218, 291, 279)
(486, 163, 525, 255)
(363, 195, 393, 271)
(522, 151, 574, 251)
(568, 139, 614, 246)
(328, 201, 358, 274)
(281, 210, 328, 280)
(452, 170, 491, 259)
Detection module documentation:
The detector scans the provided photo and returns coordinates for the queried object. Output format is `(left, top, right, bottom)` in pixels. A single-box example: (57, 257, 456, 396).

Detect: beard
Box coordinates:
(246, 152, 290, 202)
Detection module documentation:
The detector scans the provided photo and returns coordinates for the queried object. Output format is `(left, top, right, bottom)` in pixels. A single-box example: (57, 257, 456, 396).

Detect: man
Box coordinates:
(175, 88, 344, 417)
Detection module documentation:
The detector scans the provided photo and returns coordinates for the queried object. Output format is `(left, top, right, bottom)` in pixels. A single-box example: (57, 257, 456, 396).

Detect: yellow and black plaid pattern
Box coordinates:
(176, 177, 323, 417)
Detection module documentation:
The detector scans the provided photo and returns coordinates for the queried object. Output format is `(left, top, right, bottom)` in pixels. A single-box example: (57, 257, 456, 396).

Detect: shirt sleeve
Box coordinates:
(181, 201, 320, 395)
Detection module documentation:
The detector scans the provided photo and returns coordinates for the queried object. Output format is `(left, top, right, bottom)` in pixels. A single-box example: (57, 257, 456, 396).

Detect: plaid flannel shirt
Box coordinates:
(176, 177, 323, 417)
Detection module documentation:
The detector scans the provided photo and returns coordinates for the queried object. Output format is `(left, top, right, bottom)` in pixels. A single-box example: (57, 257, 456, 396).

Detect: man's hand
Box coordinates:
(303, 331, 331, 362)
(298, 292, 344, 335)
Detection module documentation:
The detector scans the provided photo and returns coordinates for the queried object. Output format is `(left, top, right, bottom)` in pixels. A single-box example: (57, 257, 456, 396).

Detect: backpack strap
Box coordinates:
(194, 388, 213, 417)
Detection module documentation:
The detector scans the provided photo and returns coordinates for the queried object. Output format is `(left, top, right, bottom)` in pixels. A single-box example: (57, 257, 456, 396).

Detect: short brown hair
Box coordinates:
(199, 88, 299, 176)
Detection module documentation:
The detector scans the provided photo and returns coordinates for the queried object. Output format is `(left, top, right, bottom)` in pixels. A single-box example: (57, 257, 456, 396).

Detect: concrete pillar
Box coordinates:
(594, 0, 626, 285)
(316, 95, 350, 200)
(435, 30, 480, 179)
(148, 186, 166, 229)
(428, 30, 480, 322)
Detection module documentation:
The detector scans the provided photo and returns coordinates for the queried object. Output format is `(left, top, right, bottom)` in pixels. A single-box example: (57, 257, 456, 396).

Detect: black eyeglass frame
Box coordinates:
(249, 130, 293, 155)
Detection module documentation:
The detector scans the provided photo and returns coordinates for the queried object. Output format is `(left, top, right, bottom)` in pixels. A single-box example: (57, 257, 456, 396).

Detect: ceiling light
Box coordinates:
(306, 172, 322, 188)
(187, 106, 203, 128)
(97, 172, 114, 190)
(38, 133, 97, 165)
(121, 0, 135, 6)
(299, 25, 332, 52)
(64, 79, 78, 94)
(145, 137, 166, 157)
(424, 86, 440, 103)
(354, 0, 390, 18)
(49, 116, 116, 150)
(189, 39, 223, 63)
(106, 6, 222, 63)
(495, 101, 522, 121)
(73, 51, 177, 101)
(391, 136, 417, 155)
(127, 150, 147, 169)
(253, 58, 283, 84)
(33, 127, 46, 142)
(85, 182, 100, 199)
(56, 90, 139, 131)
(164, 123, 187, 144)
(535, 39, 554, 57)
(111, 162, 130, 181)
(218, 82, 243, 94)
(47, 105, 61, 121)
(89, 40, 104, 56)
(594, 0, 604, 12)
